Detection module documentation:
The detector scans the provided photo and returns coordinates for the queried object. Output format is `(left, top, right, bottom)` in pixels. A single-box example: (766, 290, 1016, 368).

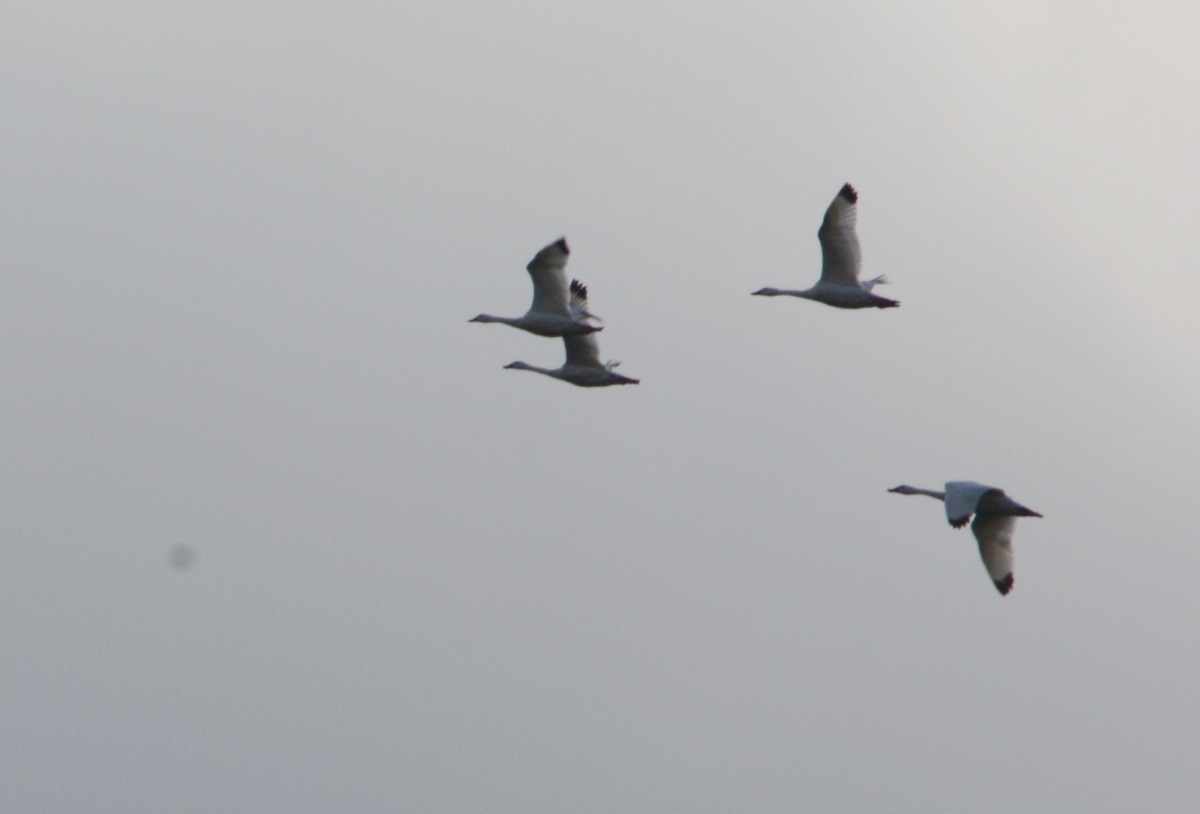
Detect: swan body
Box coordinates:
(888, 481, 1043, 595)
(753, 183, 899, 309)
(503, 281, 639, 388)
(470, 238, 603, 336)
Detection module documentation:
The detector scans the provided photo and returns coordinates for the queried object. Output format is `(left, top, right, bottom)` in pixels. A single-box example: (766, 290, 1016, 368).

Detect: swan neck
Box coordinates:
(504, 361, 555, 376)
(472, 313, 521, 326)
(753, 287, 814, 299)
(892, 485, 946, 501)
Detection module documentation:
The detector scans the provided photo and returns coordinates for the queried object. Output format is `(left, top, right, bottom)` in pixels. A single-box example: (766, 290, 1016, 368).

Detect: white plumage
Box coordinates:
(502, 280, 639, 388)
(753, 183, 899, 309)
(470, 238, 603, 336)
(887, 481, 1043, 595)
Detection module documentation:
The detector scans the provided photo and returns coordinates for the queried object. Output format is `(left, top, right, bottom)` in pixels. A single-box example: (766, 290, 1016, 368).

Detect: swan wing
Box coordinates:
(563, 331, 604, 369)
(943, 481, 995, 528)
(971, 513, 1016, 595)
(568, 278, 600, 321)
(817, 184, 862, 286)
(976, 489, 1041, 518)
(526, 238, 572, 317)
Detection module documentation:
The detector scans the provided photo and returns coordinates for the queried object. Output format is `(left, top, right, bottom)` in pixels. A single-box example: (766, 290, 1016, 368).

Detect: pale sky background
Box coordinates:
(3, 1, 1200, 811)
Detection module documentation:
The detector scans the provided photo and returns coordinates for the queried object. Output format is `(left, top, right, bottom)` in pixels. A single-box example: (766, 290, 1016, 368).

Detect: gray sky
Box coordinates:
(4, 1, 1200, 811)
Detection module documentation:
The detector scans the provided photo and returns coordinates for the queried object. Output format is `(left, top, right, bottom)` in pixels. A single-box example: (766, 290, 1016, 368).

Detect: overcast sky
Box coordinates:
(4, 1, 1200, 812)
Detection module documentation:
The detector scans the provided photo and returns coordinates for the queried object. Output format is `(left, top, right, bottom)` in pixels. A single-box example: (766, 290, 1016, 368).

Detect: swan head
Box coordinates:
(503, 361, 536, 371)
(752, 287, 782, 297)
(887, 485, 920, 495)
(469, 314, 497, 324)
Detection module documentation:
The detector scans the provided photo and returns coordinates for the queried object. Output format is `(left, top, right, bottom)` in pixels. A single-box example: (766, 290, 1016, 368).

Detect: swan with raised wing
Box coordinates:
(888, 481, 1042, 595)
(470, 238, 602, 336)
(753, 183, 899, 309)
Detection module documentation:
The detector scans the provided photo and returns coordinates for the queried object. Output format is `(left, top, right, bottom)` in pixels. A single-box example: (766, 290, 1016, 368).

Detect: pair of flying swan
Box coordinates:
(470, 238, 638, 387)
(755, 186, 1043, 595)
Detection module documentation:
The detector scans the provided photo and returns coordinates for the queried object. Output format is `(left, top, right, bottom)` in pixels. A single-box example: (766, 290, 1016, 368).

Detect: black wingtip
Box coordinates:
(839, 183, 858, 204)
(994, 574, 1014, 595)
(555, 237, 569, 254)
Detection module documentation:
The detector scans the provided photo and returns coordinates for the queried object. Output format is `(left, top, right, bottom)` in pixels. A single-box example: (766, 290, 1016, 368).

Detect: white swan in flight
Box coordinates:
(887, 481, 1043, 595)
(503, 281, 639, 387)
(470, 238, 602, 336)
(753, 183, 899, 309)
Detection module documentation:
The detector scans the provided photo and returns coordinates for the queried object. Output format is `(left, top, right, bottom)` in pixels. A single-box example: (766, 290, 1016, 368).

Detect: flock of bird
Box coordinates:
(470, 183, 1042, 597)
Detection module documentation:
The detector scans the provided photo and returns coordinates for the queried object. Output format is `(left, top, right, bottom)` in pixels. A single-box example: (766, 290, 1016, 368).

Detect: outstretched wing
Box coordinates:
(526, 238, 572, 317)
(562, 331, 604, 369)
(971, 514, 1016, 595)
(568, 278, 601, 322)
(943, 481, 995, 528)
(817, 183, 862, 287)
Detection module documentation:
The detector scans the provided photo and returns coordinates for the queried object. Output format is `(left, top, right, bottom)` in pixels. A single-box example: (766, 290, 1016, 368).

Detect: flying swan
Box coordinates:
(753, 183, 899, 309)
(503, 281, 639, 388)
(470, 238, 602, 336)
(888, 481, 1043, 595)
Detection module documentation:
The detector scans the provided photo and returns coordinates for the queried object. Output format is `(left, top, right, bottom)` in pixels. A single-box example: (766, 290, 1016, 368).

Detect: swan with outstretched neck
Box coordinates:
(888, 481, 1042, 595)
(753, 183, 899, 309)
(469, 238, 602, 336)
